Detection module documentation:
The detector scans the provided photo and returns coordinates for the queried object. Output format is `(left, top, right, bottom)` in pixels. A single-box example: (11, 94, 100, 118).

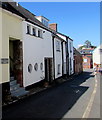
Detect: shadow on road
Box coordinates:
(68, 70, 94, 86)
(2, 70, 93, 119)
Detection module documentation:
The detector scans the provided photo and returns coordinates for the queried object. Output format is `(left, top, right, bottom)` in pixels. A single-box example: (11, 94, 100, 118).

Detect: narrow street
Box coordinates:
(2, 69, 100, 119)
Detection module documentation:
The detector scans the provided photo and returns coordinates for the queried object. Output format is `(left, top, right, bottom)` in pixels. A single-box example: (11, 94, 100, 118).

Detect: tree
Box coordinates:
(77, 40, 96, 51)
(84, 40, 91, 48)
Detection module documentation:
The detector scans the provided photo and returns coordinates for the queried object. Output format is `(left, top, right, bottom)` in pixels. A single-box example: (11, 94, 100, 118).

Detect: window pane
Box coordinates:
(27, 25, 30, 34)
(56, 41, 60, 51)
(38, 30, 42, 38)
(33, 28, 36, 36)
(57, 64, 60, 74)
(28, 64, 32, 73)
(38, 30, 40, 37)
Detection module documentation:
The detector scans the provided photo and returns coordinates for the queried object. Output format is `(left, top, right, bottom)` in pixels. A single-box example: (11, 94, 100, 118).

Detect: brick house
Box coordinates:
(73, 47, 83, 74)
(79, 48, 95, 69)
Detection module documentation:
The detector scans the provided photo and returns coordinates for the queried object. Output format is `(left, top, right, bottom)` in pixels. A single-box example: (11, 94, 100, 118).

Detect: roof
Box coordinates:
(78, 48, 94, 55)
(1, 2, 52, 31)
(57, 32, 73, 41)
(36, 16, 50, 21)
(1, 2, 67, 42)
(73, 47, 82, 56)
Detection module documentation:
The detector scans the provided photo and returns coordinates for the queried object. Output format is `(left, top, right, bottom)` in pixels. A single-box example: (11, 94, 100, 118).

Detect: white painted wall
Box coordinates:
(57, 33, 67, 75)
(54, 38, 62, 78)
(68, 38, 74, 75)
(57, 33, 74, 75)
(23, 21, 53, 87)
(93, 44, 102, 68)
(63, 42, 67, 74)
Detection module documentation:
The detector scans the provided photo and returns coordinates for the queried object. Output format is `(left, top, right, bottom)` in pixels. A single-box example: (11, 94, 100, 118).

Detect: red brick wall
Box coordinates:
(74, 55, 83, 74)
(82, 55, 92, 69)
(49, 23, 57, 31)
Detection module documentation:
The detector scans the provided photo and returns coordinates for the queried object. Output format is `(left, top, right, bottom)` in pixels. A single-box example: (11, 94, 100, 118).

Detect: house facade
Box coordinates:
(73, 47, 83, 74)
(0, 2, 25, 99)
(56, 32, 74, 76)
(93, 44, 102, 68)
(78, 48, 95, 69)
(23, 20, 53, 87)
(49, 23, 74, 76)
(68, 37, 74, 75)
(1, 2, 74, 99)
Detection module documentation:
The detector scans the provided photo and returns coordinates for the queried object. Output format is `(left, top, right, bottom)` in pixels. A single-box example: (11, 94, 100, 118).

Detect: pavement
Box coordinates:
(2, 69, 101, 119)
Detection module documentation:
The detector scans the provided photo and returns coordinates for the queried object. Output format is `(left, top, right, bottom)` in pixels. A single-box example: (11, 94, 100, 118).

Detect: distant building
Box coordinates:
(73, 47, 83, 74)
(78, 48, 95, 69)
(93, 44, 102, 68)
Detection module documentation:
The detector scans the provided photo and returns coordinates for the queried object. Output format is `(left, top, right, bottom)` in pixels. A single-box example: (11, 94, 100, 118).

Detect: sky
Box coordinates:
(17, 2, 100, 48)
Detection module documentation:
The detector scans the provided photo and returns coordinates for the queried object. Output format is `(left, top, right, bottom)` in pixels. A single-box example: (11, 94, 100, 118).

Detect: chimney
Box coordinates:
(49, 23, 57, 32)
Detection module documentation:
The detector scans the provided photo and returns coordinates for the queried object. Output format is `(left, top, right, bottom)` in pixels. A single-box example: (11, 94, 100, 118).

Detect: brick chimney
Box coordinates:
(49, 23, 57, 32)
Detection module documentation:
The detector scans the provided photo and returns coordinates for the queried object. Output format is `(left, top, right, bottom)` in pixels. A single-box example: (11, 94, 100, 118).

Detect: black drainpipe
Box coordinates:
(52, 35, 55, 81)
(66, 37, 69, 77)
(61, 41, 64, 76)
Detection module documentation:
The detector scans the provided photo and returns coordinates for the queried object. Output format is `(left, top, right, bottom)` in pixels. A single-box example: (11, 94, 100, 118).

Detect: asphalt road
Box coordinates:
(2, 69, 100, 119)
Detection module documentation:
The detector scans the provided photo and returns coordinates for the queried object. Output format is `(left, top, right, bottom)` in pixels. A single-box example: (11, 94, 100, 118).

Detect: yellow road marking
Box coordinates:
(82, 74, 98, 118)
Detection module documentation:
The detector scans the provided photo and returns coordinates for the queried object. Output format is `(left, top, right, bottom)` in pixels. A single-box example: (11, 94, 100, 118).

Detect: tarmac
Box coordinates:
(2, 73, 79, 108)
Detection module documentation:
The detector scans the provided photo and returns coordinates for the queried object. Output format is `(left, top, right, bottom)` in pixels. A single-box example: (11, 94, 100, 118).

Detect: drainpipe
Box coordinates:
(61, 41, 64, 76)
(66, 37, 69, 77)
(52, 34, 55, 81)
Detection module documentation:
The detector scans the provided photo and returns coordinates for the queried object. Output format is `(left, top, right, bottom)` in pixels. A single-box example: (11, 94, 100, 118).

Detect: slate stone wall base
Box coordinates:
(2, 82, 11, 102)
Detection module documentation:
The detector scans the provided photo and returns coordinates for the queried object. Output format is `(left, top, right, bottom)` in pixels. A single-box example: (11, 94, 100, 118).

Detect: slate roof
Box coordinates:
(57, 32, 73, 41)
(0, 1, 67, 42)
(73, 47, 82, 56)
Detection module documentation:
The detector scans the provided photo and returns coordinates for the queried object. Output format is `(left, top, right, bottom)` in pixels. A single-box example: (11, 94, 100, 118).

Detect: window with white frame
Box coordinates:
(57, 64, 61, 75)
(56, 41, 60, 51)
(27, 24, 31, 34)
(32, 27, 36, 36)
(42, 19, 48, 27)
(38, 30, 42, 38)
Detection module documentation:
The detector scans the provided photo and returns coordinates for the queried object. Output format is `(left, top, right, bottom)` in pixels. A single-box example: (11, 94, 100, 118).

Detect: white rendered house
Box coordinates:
(22, 20, 53, 87)
(93, 44, 102, 68)
(57, 32, 74, 76)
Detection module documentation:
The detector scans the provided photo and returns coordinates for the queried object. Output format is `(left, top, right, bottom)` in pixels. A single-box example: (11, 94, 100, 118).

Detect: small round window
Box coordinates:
(34, 63, 38, 71)
(28, 64, 32, 73)
(40, 63, 43, 70)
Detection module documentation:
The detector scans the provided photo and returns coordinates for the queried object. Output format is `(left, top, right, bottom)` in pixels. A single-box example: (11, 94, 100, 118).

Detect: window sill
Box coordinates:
(56, 50, 61, 52)
(26, 33, 43, 39)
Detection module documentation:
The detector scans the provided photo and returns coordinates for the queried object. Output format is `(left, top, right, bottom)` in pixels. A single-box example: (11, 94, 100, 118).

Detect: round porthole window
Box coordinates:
(40, 63, 43, 70)
(28, 64, 32, 73)
(34, 63, 38, 71)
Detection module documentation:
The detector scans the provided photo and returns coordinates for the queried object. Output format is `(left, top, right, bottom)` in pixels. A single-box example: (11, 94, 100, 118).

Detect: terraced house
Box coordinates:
(0, 2, 74, 101)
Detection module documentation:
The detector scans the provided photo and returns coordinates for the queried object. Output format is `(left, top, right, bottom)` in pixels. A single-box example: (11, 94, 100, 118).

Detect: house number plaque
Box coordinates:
(1, 58, 9, 64)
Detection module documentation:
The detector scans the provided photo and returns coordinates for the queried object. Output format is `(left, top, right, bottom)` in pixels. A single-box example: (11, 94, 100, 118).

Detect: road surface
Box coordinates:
(2, 69, 100, 119)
